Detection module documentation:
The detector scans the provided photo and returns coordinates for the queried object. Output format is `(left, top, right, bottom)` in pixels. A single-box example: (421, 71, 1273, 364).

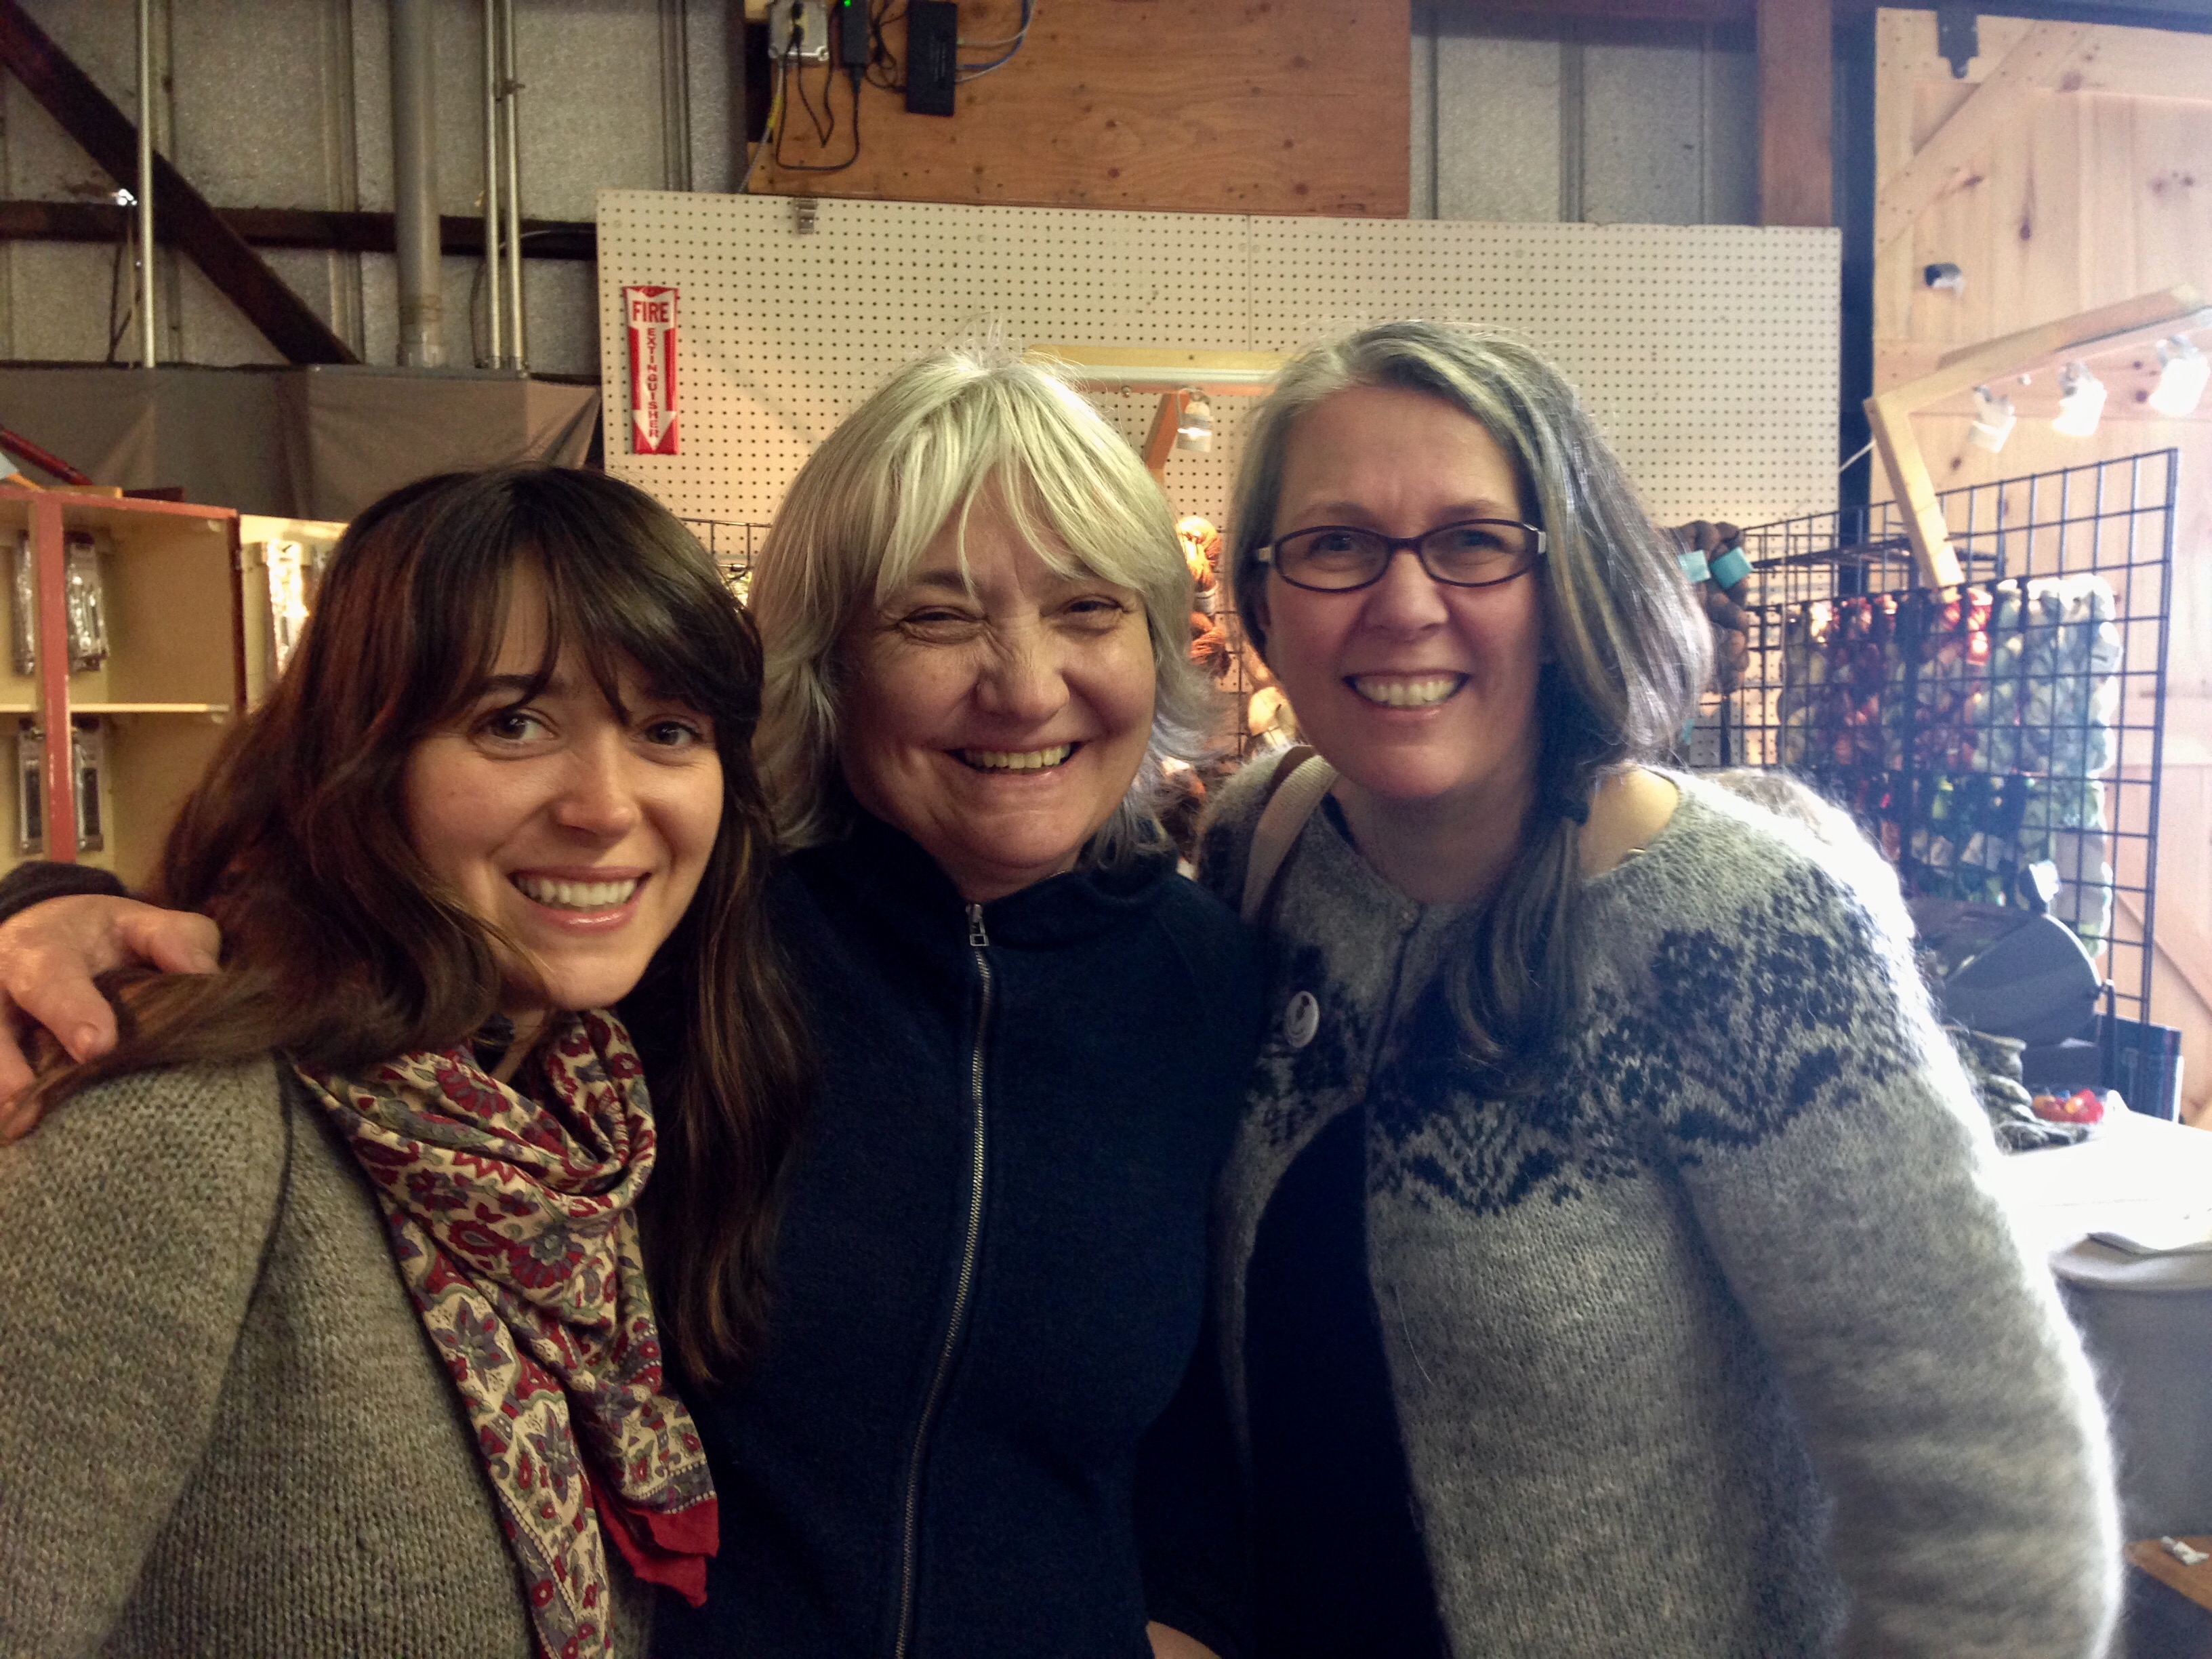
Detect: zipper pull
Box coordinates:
(966, 902, 989, 949)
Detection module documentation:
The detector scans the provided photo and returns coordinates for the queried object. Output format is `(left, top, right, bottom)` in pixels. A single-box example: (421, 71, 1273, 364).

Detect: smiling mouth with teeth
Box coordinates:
(959, 743, 1077, 773)
(512, 873, 644, 911)
(1349, 675, 1467, 709)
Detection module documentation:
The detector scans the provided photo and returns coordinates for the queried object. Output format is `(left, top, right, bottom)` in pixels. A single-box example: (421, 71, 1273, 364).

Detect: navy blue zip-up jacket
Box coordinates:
(644, 813, 1263, 1659)
(0, 821, 1264, 1659)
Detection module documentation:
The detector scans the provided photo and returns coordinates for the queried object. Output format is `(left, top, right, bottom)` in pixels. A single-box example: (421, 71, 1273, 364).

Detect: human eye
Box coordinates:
(474, 705, 549, 745)
(892, 602, 985, 641)
(1060, 591, 1132, 628)
(1437, 522, 1510, 551)
(1284, 527, 1374, 569)
(639, 711, 713, 752)
(1426, 521, 1526, 578)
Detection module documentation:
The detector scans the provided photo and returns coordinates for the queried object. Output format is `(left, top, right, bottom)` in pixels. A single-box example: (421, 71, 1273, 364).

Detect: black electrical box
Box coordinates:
(833, 0, 869, 70)
(905, 1, 957, 117)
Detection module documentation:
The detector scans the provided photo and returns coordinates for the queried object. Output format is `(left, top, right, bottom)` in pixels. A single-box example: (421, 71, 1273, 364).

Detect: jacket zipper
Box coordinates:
(893, 901, 993, 1659)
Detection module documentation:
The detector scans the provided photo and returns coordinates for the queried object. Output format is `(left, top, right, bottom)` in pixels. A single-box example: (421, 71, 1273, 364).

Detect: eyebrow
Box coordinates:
(905, 570, 975, 596)
(1294, 498, 1523, 523)
(473, 671, 563, 698)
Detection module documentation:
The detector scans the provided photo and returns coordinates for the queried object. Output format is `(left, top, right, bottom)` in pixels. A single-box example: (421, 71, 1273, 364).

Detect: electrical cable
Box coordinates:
(958, 0, 1036, 79)
(775, 65, 863, 173)
(865, 0, 907, 94)
(790, 35, 836, 144)
(1838, 438, 1875, 474)
(740, 53, 789, 192)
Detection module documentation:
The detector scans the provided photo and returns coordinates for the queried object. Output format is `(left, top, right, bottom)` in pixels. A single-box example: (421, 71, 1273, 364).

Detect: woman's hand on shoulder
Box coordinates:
(0, 895, 222, 1130)
(1145, 1623, 1223, 1659)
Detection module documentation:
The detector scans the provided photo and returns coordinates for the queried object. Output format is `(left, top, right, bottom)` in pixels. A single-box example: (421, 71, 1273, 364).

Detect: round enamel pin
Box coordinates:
(1283, 989, 1320, 1050)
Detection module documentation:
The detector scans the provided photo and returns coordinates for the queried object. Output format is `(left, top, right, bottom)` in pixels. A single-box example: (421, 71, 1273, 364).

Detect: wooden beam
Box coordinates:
(0, 0, 358, 365)
(1141, 392, 1185, 485)
(1757, 0, 1833, 227)
(1872, 20, 2091, 254)
(0, 200, 596, 261)
(1864, 283, 2206, 588)
(1437, 0, 1753, 20)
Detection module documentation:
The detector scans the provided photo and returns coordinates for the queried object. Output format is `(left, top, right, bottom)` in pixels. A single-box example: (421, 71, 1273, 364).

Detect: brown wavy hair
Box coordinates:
(39, 466, 809, 1386)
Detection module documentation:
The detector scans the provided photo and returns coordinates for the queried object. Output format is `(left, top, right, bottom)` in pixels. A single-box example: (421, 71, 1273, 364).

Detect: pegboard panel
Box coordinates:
(598, 192, 1838, 533)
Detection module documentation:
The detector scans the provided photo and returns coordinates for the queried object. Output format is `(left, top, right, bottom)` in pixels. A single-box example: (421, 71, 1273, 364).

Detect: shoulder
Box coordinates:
(1585, 775, 1940, 1115)
(0, 1057, 293, 1351)
(1193, 748, 1299, 909)
(9, 1054, 289, 1228)
(1614, 772, 1914, 964)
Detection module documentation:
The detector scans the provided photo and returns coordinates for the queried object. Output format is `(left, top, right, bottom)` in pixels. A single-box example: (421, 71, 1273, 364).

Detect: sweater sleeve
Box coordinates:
(1652, 857, 2118, 1659)
(0, 858, 129, 925)
(0, 1057, 289, 1654)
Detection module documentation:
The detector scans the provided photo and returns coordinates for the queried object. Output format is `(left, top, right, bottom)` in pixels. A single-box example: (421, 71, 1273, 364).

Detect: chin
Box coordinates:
(531, 960, 655, 1014)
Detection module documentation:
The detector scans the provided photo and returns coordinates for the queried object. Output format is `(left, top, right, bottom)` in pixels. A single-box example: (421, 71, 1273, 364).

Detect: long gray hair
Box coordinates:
(1229, 321, 1711, 1089)
(752, 350, 1211, 865)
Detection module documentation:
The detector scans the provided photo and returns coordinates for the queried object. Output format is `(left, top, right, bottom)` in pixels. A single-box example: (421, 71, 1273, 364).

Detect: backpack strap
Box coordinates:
(1240, 746, 1338, 926)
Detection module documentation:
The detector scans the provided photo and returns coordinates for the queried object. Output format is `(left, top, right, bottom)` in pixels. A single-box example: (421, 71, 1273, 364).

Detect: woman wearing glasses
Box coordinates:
(1198, 322, 2116, 1658)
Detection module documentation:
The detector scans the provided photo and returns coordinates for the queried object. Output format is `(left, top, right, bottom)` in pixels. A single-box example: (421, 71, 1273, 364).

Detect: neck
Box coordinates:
(1333, 758, 1542, 906)
(487, 1008, 550, 1085)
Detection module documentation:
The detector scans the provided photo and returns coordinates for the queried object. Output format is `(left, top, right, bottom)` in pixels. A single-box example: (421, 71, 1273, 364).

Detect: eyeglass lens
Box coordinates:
(1273, 521, 1538, 590)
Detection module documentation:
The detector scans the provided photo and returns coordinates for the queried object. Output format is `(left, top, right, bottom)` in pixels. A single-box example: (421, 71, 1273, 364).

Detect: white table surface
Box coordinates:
(1990, 1107, 2212, 1258)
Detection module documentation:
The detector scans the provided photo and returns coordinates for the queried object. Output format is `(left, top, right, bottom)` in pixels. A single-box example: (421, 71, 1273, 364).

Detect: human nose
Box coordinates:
(1359, 544, 1452, 634)
(973, 626, 1069, 724)
(549, 731, 644, 840)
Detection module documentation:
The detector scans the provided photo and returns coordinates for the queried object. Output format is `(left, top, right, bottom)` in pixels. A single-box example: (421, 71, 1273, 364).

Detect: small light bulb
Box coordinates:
(2148, 337, 2208, 419)
(1967, 385, 2015, 453)
(1174, 391, 1212, 453)
(2052, 362, 2106, 438)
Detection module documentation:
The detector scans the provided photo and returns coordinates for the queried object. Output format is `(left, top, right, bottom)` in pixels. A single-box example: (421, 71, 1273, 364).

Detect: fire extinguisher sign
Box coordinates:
(625, 285, 679, 455)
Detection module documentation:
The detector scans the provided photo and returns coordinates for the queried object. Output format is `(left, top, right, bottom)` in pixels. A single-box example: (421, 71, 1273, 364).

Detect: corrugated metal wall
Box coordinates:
(0, 5, 1761, 375)
(0, 0, 738, 375)
(1410, 7, 1759, 228)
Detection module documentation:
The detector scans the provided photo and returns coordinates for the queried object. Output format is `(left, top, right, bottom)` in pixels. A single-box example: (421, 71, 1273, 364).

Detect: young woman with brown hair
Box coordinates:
(0, 466, 806, 1658)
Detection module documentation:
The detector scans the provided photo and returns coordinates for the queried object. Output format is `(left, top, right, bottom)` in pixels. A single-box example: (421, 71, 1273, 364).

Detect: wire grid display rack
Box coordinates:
(1698, 450, 2175, 1025)
(682, 518, 771, 603)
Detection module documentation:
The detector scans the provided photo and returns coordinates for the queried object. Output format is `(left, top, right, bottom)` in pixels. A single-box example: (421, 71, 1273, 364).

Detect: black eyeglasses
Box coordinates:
(1256, 519, 1547, 593)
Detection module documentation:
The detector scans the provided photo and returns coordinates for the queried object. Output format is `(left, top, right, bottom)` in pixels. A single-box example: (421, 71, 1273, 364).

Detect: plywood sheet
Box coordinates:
(596, 190, 1839, 533)
(752, 0, 1410, 217)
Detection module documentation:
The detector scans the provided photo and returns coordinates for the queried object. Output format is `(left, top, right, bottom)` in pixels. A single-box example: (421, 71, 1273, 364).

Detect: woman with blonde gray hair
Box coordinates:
(0, 352, 1261, 1659)
(1197, 321, 2116, 1658)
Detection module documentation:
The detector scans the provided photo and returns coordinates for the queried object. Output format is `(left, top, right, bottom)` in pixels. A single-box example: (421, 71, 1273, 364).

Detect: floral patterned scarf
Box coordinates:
(293, 1010, 716, 1659)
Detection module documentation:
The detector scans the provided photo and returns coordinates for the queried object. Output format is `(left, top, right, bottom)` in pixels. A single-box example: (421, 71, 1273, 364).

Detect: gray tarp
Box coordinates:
(0, 363, 599, 520)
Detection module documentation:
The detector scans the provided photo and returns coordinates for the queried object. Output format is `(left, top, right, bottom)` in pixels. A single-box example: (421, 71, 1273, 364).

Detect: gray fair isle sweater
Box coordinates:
(0, 1055, 655, 1658)
(1198, 760, 2118, 1659)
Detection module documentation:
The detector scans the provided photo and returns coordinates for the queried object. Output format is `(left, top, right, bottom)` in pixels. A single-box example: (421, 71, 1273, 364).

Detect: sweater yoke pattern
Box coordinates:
(1369, 874, 1915, 1217)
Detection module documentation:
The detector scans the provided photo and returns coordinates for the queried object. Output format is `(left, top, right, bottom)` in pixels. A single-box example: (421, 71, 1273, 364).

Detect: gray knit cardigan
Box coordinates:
(0, 1055, 654, 1658)
(1197, 760, 2118, 1659)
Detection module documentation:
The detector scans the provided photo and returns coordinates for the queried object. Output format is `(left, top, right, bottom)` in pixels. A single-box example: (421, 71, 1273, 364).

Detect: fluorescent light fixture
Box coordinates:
(1174, 391, 1212, 452)
(1967, 384, 2015, 452)
(2052, 362, 2106, 437)
(2148, 336, 2208, 417)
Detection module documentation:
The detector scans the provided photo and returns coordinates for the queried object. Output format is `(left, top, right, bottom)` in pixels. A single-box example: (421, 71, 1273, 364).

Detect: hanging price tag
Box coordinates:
(625, 285, 680, 455)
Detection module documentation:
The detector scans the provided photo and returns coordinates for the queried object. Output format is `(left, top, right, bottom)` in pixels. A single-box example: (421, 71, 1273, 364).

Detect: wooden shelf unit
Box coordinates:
(7, 490, 243, 886)
(237, 514, 346, 710)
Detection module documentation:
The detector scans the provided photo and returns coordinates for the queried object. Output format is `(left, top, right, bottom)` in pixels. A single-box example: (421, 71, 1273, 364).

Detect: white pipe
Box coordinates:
(136, 0, 157, 368)
(500, 0, 526, 371)
(482, 0, 502, 368)
(391, 0, 444, 367)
